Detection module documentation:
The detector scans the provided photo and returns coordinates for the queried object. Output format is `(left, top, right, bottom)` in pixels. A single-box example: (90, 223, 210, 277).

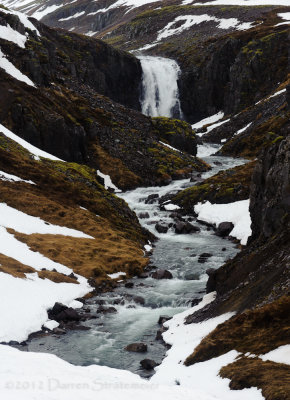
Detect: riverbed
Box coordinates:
(26, 144, 246, 377)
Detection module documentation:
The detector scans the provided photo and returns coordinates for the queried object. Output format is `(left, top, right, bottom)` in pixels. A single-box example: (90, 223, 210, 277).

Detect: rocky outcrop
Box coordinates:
(250, 136, 290, 241)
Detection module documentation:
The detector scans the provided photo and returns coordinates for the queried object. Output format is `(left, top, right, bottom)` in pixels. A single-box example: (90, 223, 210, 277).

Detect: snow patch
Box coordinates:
(0, 202, 93, 238)
(0, 49, 35, 87)
(260, 345, 290, 365)
(31, 4, 64, 20)
(192, 111, 224, 130)
(97, 170, 121, 192)
(0, 170, 35, 184)
(194, 200, 251, 245)
(59, 11, 85, 21)
(164, 203, 181, 211)
(107, 272, 126, 279)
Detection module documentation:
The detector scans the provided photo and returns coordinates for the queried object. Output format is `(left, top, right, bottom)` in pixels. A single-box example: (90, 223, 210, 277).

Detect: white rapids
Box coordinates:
(138, 55, 183, 118)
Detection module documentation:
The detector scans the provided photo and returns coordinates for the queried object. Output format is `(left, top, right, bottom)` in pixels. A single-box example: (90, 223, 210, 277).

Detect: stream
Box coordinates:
(26, 144, 246, 377)
(23, 56, 246, 378)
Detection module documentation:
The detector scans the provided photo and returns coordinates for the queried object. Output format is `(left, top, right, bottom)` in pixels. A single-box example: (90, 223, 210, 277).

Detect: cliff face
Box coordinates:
(250, 135, 290, 241)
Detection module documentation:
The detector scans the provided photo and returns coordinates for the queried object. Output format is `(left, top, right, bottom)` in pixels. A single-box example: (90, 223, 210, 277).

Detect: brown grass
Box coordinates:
(185, 296, 290, 366)
(0, 254, 34, 278)
(220, 356, 290, 400)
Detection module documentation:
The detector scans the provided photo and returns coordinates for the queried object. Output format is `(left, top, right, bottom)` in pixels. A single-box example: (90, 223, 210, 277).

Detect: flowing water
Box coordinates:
(138, 55, 183, 118)
(26, 145, 246, 377)
(25, 57, 246, 378)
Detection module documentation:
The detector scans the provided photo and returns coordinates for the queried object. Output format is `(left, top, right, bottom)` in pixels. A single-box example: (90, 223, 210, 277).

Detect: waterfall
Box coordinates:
(138, 56, 183, 119)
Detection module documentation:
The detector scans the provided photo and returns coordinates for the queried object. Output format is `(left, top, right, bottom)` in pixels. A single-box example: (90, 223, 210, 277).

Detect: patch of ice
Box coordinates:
(194, 199, 251, 245)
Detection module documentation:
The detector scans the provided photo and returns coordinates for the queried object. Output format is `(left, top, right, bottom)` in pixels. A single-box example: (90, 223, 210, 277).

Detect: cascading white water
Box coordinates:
(138, 55, 183, 118)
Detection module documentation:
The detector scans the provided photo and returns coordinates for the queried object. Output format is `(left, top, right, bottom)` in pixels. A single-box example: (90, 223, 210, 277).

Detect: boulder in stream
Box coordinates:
(140, 359, 158, 370)
(216, 222, 234, 237)
(198, 253, 213, 263)
(175, 221, 200, 234)
(125, 343, 147, 352)
(151, 269, 173, 280)
(155, 222, 169, 234)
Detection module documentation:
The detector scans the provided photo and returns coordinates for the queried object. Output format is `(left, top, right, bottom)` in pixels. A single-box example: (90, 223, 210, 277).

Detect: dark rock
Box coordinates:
(222, 248, 227, 251)
(151, 269, 173, 280)
(145, 194, 159, 204)
(191, 298, 202, 307)
(140, 359, 158, 370)
(155, 222, 169, 234)
(125, 282, 134, 288)
(138, 273, 149, 279)
(198, 253, 213, 263)
(216, 222, 234, 237)
(133, 296, 145, 305)
(158, 315, 171, 325)
(125, 343, 147, 352)
(138, 212, 150, 219)
(175, 221, 200, 234)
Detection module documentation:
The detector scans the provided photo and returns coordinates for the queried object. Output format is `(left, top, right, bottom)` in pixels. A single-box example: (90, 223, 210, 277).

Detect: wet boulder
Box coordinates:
(125, 343, 147, 352)
(138, 212, 150, 219)
(125, 282, 134, 288)
(133, 296, 145, 305)
(140, 359, 158, 370)
(145, 194, 159, 204)
(198, 253, 213, 263)
(175, 221, 200, 234)
(155, 222, 169, 234)
(216, 222, 234, 237)
(151, 269, 173, 280)
(48, 302, 81, 322)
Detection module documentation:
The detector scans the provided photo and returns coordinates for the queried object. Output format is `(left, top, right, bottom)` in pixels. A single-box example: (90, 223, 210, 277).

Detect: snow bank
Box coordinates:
(0, 122, 61, 160)
(164, 203, 180, 211)
(194, 200, 251, 245)
(0, 272, 91, 342)
(260, 345, 290, 365)
(151, 292, 263, 399)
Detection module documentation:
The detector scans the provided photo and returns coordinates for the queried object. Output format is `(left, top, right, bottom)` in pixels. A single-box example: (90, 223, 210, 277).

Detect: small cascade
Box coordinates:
(138, 55, 183, 119)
